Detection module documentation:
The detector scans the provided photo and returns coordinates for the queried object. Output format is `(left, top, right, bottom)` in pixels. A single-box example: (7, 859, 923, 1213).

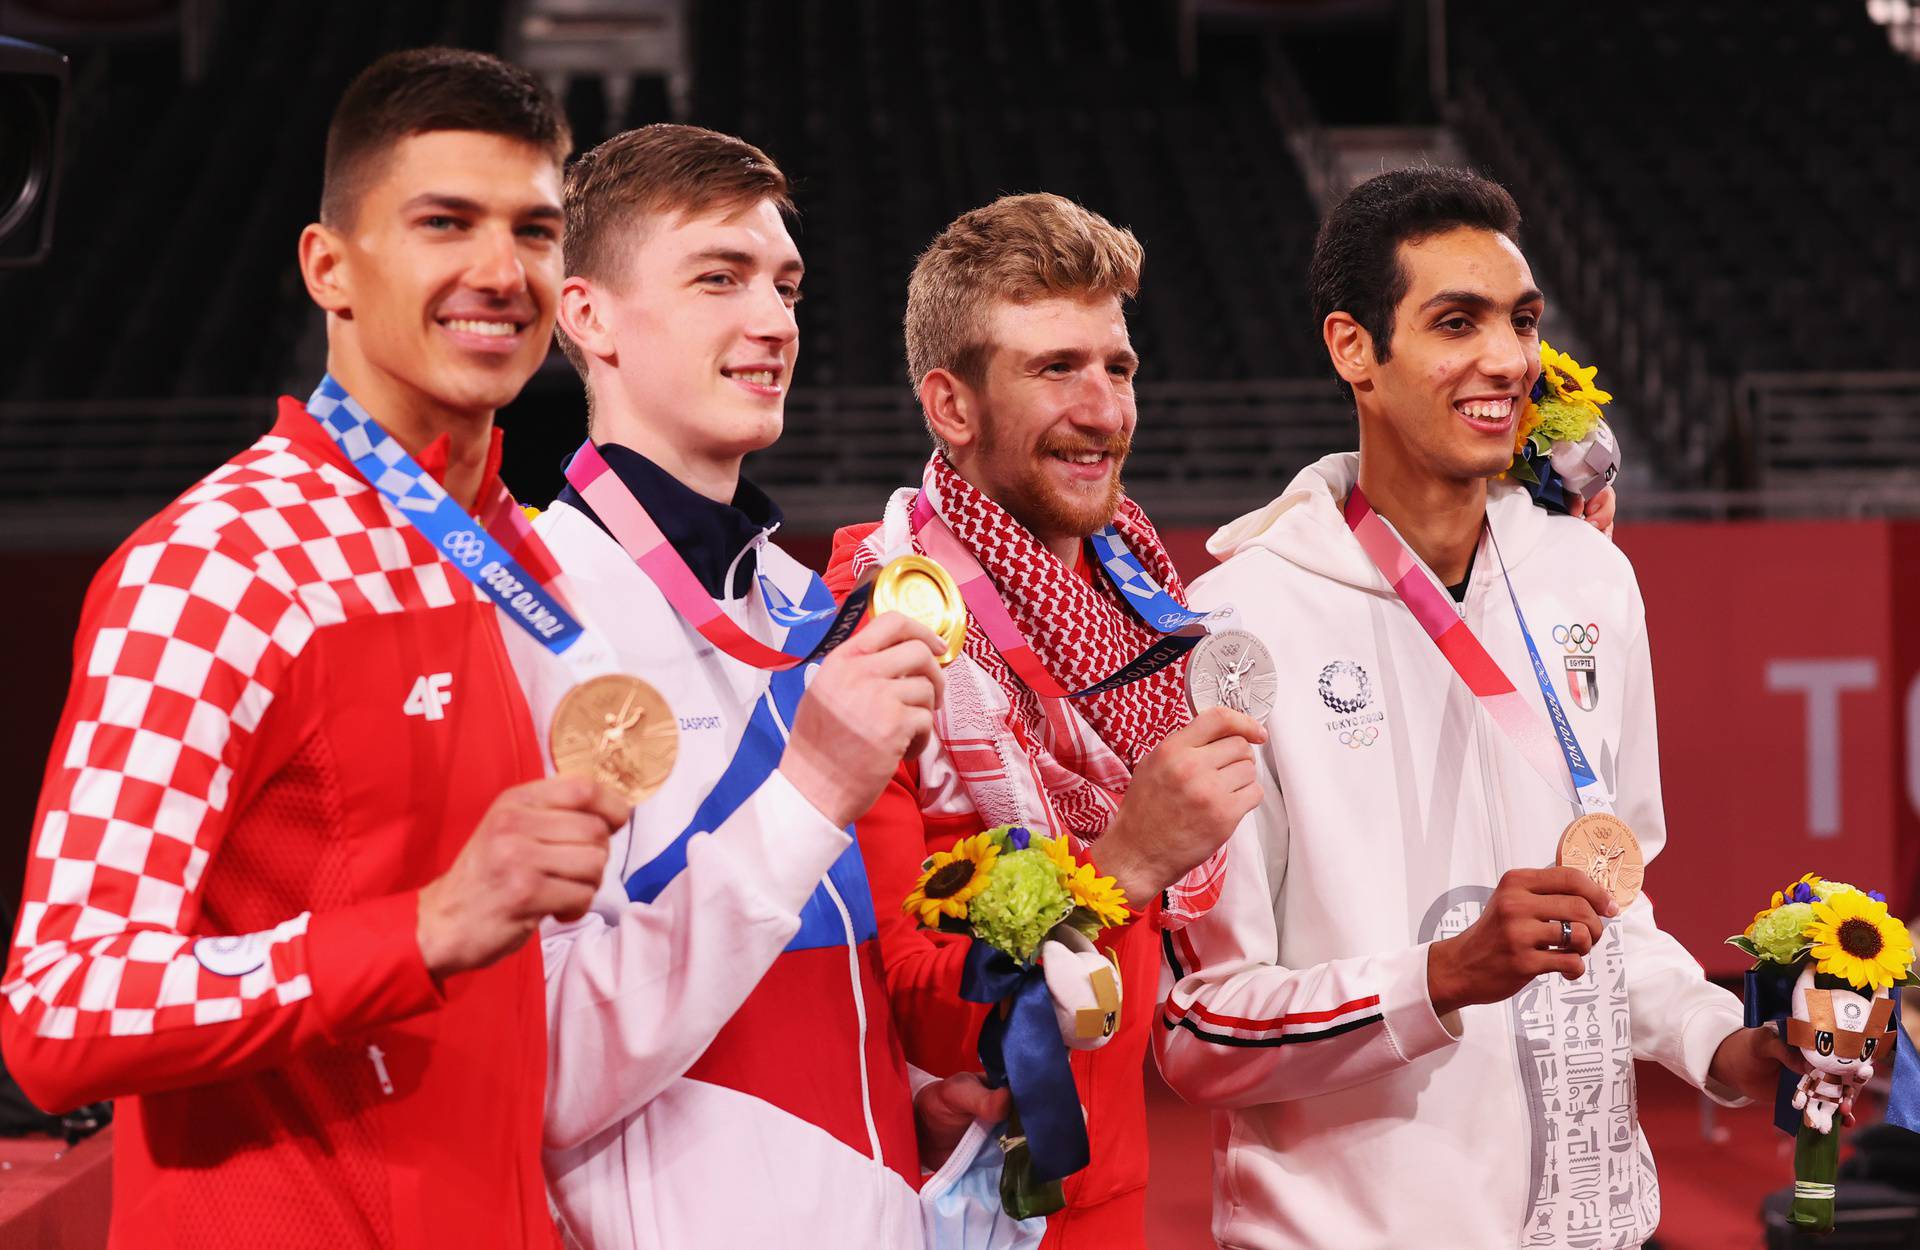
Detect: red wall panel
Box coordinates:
(1618, 521, 1907, 971)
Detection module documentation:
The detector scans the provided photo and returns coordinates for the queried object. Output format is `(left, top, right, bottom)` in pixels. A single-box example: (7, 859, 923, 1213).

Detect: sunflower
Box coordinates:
(1511, 397, 1546, 456)
(1037, 834, 1130, 932)
(1539, 343, 1613, 407)
(903, 832, 1000, 927)
(1804, 888, 1916, 991)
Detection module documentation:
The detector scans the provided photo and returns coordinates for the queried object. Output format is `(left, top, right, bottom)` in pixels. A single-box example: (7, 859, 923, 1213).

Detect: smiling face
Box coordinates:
(1349, 226, 1543, 485)
(571, 197, 801, 469)
(317, 130, 563, 419)
(1792, 971, 1888, 1077)
(952, 294, 1138, 546)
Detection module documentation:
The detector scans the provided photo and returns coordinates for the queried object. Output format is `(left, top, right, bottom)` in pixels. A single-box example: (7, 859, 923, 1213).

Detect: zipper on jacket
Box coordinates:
(1457, 593, 1514, 872)
(1463, 560, 1560, 1242)
(720, 529, 776, 603)
(822, 875, 887, 1174)
(765, 677, 890, 1184)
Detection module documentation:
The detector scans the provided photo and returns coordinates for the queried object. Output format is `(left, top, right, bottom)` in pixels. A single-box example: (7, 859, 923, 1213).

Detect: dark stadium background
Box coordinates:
(2, 1, 1918, 1246)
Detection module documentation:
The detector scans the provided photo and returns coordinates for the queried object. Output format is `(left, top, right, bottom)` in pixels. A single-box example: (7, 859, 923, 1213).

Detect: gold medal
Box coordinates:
(1555, 811, 1645, 910)
(870, 554, 967, 665)
(549, 674, 678, 804)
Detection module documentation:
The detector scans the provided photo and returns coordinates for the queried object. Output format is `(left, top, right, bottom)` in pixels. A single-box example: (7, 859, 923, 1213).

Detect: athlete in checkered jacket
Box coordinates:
(1, 51, 627, 1249)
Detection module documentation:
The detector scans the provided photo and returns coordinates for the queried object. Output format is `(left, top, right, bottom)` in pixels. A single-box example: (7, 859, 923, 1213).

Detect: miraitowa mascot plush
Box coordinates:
(1731, 874, 1917, 1235)
(1787, 968, 1897, 1226)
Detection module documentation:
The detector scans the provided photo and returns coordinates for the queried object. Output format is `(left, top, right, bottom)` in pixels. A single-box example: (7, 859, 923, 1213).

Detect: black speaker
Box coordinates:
(0, 37, 68, 268)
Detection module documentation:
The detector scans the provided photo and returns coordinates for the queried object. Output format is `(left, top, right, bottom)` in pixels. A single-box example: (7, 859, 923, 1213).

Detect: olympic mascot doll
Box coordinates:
(1731, 875, 1916, 1233)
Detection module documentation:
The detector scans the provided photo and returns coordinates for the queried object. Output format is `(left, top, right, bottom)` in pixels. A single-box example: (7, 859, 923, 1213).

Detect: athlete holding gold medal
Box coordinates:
(525, 125, 995, 1250)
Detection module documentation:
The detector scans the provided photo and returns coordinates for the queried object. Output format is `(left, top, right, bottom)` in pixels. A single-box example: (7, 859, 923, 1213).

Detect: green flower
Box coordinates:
(1750, 901, 1817, 965)
(968, 848, 1074, 963)
(1809, 878, 1859, 901)
(1529, 397, 1600, 448)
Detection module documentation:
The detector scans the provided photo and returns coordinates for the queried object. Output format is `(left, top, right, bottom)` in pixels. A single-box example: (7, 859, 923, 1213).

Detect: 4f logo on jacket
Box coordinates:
(404, 672, 454, 721)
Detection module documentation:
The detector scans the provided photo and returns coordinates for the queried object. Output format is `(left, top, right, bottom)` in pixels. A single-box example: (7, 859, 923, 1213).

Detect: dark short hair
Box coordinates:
(1308, 167, 1522, 398)
(557, 124, 792, 377)
(320, 47, 571, 228)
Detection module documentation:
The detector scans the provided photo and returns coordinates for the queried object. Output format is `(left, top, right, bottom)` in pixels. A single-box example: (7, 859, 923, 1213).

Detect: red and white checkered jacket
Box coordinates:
(2, 397, 558, 1250)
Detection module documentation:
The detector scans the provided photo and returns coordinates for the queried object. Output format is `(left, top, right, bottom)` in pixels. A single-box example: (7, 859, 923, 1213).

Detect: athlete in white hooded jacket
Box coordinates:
(1154, 168, 1796, 1250)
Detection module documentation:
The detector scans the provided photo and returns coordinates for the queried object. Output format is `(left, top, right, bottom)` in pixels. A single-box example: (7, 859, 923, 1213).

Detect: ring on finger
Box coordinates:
(1558, 919, 1574, 951)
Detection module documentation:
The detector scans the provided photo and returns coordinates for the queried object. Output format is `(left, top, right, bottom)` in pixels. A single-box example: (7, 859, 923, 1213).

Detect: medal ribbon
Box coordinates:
(1343, 485, 1604, 811)
(306, 376, 610, 672)
(563, 440, 869, 668)
(909, 474, 1219, 700)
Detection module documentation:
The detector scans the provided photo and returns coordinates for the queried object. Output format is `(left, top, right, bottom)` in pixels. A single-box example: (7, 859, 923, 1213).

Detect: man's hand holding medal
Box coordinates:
(416, 775, 632, 980)
(778, 610, 951, 828)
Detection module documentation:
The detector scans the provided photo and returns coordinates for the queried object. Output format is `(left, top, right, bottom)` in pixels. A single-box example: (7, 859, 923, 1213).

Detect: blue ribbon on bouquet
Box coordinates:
(960, 943, 1088, 1184)
(1513, 439, 1575, 516)
(1743, 968, 1805, 1136)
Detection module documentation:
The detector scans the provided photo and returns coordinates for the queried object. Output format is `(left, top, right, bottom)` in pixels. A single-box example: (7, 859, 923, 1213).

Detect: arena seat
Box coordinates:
(1449, 0, 1920, 489)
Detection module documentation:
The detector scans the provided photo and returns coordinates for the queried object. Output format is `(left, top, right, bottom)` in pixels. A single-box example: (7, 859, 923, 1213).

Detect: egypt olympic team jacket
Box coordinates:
(1155, 453, 1748, 1250)
(1, 399, 556, 1249)
(505, 447, 922, 1250)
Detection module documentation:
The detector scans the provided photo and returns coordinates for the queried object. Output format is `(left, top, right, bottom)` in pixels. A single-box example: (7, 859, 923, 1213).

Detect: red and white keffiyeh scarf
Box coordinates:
(852, 455, 1225, 925)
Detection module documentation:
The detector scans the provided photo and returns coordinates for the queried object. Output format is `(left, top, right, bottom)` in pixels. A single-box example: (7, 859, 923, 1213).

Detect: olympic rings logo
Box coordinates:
(1339, 727, 1380, 749)
(442, 530, 487, 567)
(1552, 623, 1600, 655)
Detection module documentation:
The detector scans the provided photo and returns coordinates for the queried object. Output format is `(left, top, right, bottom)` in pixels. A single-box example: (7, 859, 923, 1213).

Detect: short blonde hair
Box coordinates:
(904, 193, 1144, 400)
(558, 124, 791, 377)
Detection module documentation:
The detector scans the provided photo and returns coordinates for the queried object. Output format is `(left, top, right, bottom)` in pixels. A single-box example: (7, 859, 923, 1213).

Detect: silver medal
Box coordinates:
(1183, 629, 1277, 724)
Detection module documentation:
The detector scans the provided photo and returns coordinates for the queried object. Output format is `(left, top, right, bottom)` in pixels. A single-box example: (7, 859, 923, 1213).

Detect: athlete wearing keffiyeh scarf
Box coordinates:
(846, 452, 1226, 925)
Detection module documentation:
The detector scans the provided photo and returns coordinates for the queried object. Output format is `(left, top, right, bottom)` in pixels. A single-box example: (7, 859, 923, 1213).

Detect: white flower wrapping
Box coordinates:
(1040, 923, 1122, 1052)
(1548, 420, 1622, 499)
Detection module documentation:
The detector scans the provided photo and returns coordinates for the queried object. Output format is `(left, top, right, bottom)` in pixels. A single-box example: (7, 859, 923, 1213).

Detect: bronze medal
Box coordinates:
(1555, 811, 1645, 910)
(549, 674, 678, 805)
(870, 554, 967, 665)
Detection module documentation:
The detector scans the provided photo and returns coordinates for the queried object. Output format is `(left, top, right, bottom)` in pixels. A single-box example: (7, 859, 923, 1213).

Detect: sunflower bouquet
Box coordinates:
(1727, 873, 1917, 1234)
(904, 825, 1129, 1219)
(905, 826, 1129, 957)
(1505, 342, 1620, 514)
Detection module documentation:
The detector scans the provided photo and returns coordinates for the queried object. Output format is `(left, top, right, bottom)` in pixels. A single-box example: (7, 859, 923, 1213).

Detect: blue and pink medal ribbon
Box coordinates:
(572, 441, 1216, 696)
(909, 468, 1224, 699)
(1343, 484, 1603, 811)
(563, 440, 870, 669)
(306, 376, 610, 670)
(556, 444, 887, 947)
